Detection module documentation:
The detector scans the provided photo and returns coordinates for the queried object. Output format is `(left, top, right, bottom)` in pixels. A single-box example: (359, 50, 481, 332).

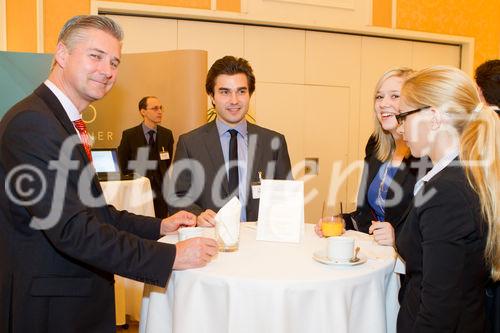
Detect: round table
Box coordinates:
(100, 177, 155, 324)
(140, 223, 400, 333)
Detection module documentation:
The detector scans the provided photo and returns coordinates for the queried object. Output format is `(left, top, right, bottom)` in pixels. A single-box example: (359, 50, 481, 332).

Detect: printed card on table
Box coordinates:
(256, 179, 304, 243)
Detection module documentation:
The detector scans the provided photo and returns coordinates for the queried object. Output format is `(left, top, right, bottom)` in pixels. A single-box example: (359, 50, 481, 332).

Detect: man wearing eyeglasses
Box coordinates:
(117, 96, 174, 217)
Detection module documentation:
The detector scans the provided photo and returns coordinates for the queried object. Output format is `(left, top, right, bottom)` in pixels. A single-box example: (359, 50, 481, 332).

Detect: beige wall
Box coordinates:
(6, 0, 37, 52)
(372, 0, 392, 28)
(372, 0, 500, 68)
(43, 0, 90, 53)
(85, 50, 207, 149)
(4, 0, 498, 67)
(105, 0, 211, 9)
(2, 0, 239, 53)
(5, 0, 494, 68)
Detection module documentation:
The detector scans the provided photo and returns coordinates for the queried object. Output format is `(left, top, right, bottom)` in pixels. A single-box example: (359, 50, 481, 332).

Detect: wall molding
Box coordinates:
(92, 0, 474, 74)
(0, 0, 6, 50)
(36, 0, 44, 52)
(263, 0, 355, 10)
(391, 0, 397, 28)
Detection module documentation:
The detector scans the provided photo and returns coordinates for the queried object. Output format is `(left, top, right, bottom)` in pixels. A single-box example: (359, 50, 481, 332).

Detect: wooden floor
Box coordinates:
(117, 319, 139, 333)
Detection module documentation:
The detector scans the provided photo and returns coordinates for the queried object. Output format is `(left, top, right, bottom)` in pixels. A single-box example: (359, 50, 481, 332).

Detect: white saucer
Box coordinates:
(313, 250, 367, 266)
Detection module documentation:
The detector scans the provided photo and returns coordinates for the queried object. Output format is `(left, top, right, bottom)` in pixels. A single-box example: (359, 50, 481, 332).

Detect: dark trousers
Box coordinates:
(486, 281, 500, 333)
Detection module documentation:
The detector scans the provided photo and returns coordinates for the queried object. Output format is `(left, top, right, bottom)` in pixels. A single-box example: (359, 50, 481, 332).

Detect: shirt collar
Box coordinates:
(44, 79, 80, 122)
(215, 118, 248, 138)
(142, 122, 157, 134)
(413, 149, 459, 195)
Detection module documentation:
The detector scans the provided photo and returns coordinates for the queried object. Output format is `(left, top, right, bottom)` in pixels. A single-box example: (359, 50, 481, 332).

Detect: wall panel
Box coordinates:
(43, 0, 89, 53)
(244, 26, 305, 84)
(106, 15, 178, 53)
(6, 0, 37, 52)
(178, 20, 244, 68)
(303, 85, 350, 223)
(411, 42, 460, 70)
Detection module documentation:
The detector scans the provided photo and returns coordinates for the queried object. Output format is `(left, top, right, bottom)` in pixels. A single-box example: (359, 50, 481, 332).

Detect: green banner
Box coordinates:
(0, 51, 52, 118)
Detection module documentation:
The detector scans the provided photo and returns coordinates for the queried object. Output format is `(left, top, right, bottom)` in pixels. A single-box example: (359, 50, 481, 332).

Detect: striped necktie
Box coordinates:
(73, 119, 92, 161)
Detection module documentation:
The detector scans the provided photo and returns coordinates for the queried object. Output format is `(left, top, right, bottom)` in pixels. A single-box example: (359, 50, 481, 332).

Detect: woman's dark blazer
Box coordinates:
(343, 135, 420, 233)
(396, 160, 487, 333)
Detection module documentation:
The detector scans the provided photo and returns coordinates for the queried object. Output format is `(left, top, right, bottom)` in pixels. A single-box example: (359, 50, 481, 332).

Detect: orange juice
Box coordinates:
(321, 217, 344, 237)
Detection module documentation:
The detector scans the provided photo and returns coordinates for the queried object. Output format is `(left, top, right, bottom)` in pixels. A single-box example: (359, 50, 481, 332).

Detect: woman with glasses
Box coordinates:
(396, 66, 499, 332)
(315, 67, 421, 246)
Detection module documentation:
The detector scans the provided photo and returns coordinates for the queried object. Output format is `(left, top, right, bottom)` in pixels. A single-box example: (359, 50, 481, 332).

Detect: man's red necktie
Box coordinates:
(73, 119, 92, 161)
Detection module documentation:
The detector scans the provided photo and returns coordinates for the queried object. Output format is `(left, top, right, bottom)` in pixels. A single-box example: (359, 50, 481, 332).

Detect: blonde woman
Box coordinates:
(316, 68, 419, 246)
(396, 66, 499, 332)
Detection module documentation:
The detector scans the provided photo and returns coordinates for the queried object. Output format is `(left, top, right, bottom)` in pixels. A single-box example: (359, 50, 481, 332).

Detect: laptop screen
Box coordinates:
(91, 149, 120, 173)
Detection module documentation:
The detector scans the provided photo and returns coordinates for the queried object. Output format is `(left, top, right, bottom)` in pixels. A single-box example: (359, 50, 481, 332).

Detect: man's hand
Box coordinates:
(368, 221, 395, 246)
(197, 209, 216, 227)
(160, 211, 196, 235)
(173, 237, 218, 270)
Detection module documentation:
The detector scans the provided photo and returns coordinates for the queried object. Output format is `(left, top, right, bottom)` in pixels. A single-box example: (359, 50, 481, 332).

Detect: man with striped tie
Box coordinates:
(0, 15, 217, 332)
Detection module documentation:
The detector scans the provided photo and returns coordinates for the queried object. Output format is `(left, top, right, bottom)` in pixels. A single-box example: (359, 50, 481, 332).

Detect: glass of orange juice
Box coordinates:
(321, 215, 344, 237)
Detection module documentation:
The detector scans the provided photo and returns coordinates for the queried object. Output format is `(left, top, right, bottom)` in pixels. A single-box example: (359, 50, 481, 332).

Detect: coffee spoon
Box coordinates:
(350, 247, 360, 263)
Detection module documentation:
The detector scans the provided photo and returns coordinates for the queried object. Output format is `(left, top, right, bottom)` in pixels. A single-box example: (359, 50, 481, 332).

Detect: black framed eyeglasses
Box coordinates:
(396, 106, 430, 125)
(147, 105, 163, 112)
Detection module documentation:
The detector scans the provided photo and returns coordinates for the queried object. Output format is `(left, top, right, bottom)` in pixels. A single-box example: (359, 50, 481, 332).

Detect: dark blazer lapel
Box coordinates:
(135, 124, 147, 147)
(246, 123, 263, 182)
(203, 121, 229, 194)
(366, 155, 382, 187)
(156, 126, 170, 175)
(34, 84, 90, 165)
(34, 84, 102, 194)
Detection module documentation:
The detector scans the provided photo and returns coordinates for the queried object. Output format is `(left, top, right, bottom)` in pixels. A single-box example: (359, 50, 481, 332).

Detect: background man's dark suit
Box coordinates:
(0, 85, 175, 332)
(117, 124, 174, 217)
(168, 120, 292, 221)
(396, 162, 487, 333)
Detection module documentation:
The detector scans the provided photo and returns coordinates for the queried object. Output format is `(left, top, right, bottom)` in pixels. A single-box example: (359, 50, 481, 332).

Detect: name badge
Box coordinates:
(251, 181, 261, 199)
(160, 151, 170, 160)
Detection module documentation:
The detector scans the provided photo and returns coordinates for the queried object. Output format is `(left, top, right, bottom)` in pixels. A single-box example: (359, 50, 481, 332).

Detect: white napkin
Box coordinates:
(256, 179, 304, 243)
(215, 196, 241, 245)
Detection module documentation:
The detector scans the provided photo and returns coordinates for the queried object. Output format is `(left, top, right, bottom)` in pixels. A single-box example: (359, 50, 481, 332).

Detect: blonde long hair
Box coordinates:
(402, 66, 500, 280)
(373, 68, 414, 161)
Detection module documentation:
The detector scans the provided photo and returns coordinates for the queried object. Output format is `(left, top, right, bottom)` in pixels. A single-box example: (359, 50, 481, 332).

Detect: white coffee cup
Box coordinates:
(327, 236, 354, 261)
(178, 227, 204, 241)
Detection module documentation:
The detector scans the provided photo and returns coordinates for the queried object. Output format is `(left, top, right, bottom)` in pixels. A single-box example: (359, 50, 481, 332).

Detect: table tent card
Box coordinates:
(215, 196, 241, 245)
(256, 179, 304, 243)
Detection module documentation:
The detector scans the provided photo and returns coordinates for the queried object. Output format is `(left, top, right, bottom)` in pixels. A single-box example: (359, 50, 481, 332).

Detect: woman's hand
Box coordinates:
(314, 218, 324, 237)
(369, 221, 395, 246)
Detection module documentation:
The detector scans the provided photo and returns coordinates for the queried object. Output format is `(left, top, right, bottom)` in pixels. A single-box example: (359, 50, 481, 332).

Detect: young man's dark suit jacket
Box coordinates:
(396, 161, 488, 333)
(168, 120, 292, 221)
(117, 124, 174, 217)
(0, 84, 176, 333)
(343, 135, 421, 233)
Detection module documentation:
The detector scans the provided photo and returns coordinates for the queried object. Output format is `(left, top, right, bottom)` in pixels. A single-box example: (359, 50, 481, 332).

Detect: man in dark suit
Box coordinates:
(475, 59, 500, 333)
(117, 96, 174, 217)
(0, 15, 217, 332)
(475, 59, 500, 117)
(168, 56, 292, 225)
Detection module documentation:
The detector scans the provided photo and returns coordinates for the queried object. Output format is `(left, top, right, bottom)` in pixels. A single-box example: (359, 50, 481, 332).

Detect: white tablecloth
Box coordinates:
(100, 177, 155, 325)
(140, 224, 400, 333)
